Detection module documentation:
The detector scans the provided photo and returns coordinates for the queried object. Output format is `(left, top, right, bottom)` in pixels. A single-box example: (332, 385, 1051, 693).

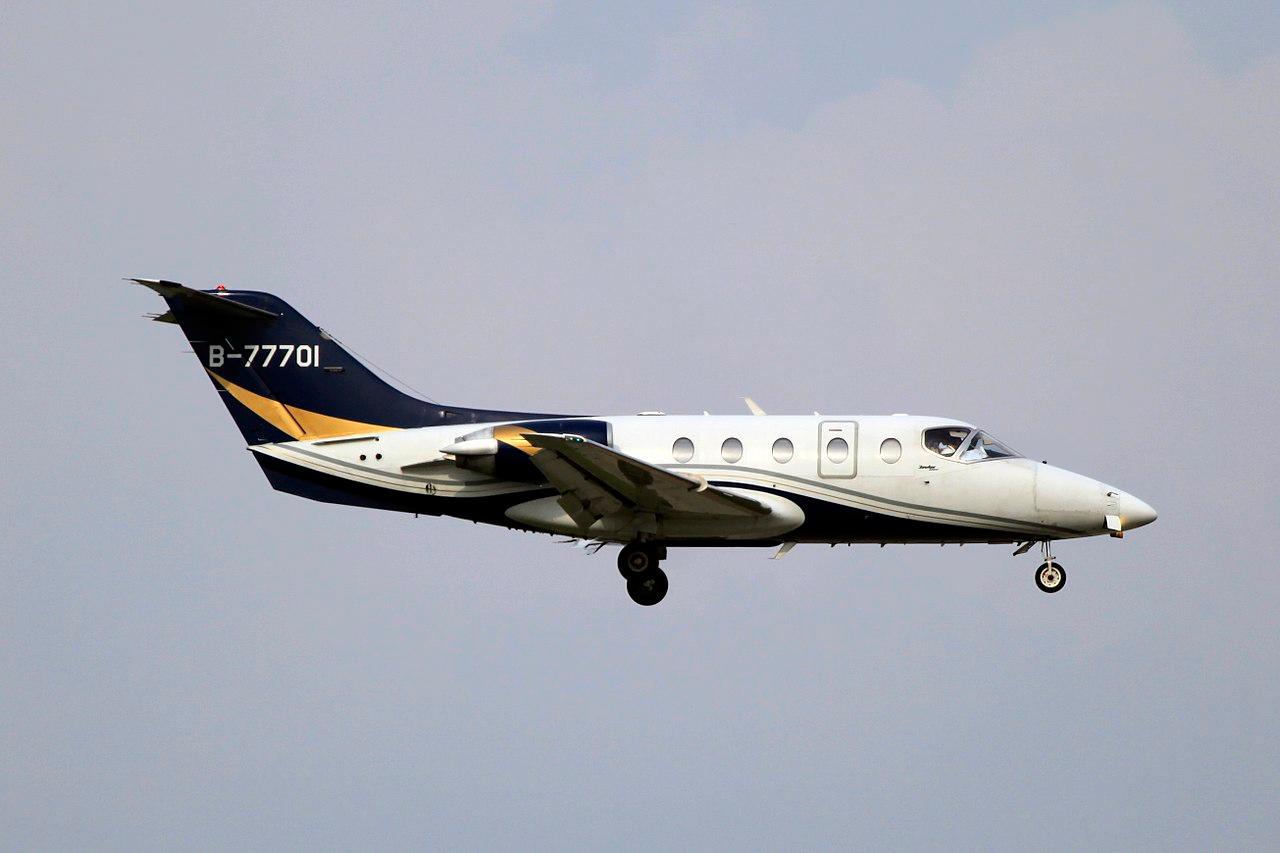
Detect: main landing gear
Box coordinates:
(618, 542, 668, 606)
(1034, 540, 1066, 594)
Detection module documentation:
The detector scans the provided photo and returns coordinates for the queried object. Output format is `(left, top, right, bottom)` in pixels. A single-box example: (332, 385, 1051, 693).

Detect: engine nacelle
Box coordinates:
(445, 418, 613, 482)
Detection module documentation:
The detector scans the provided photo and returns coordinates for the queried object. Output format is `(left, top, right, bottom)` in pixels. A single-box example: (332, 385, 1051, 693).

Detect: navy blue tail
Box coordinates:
(135, 279, 560, 444)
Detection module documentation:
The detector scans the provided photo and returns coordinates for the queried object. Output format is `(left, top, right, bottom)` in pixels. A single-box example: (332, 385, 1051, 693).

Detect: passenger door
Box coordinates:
(818, 421, 857, 479)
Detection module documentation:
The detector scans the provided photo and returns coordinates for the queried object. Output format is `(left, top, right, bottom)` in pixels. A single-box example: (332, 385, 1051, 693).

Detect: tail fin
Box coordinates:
(133, 279, 543, 445)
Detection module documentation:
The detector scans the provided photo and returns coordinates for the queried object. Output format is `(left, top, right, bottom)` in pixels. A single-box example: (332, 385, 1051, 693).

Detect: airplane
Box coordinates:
(132, 279, 1157, 606)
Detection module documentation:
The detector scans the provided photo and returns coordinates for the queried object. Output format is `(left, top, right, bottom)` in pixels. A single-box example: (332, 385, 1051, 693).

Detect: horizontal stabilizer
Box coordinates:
(128, 278, 279, 322)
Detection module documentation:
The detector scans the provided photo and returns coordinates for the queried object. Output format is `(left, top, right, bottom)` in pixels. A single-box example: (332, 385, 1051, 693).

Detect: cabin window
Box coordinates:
(771, 437, 794, 463)
(672, 437, 694, 463)
(924, 426, 971, 458)
(721, 437, 743, 463)
(825, 437, 849, 464)
(880, 438, 902, 463)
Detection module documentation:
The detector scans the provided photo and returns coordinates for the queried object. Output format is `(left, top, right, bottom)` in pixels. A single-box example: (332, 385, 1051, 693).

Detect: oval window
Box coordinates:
(672, 437, 694, 463)
(721, 437, 743, 463)
(826, 437, 849, 464)
(772, 437, 794, 463)
(880, 438, 902, 464)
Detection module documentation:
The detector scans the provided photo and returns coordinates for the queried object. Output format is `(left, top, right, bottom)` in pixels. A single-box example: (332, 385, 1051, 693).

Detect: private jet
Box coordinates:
(133, 279, 1157, 605)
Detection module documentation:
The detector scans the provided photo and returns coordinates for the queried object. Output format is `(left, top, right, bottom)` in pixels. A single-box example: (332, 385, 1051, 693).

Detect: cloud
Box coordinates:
(420, 2, 1273, 426)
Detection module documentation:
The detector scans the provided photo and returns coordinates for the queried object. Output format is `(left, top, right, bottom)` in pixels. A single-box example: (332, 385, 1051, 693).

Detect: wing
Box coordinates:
(520, 433, 770, 527)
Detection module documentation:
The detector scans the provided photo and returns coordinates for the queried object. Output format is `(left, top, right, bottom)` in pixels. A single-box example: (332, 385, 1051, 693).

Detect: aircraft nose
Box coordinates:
(1119, 493, 1158, 530)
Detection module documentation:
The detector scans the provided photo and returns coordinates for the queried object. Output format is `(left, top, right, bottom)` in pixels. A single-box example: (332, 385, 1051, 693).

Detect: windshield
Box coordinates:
(958, 430, 1019, 461)
(924, 426, 1020, 461)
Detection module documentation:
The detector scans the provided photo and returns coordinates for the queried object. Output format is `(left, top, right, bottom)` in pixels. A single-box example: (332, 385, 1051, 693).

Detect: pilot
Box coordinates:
(962, 435, 987, 461)
(937, 439, 957, 456)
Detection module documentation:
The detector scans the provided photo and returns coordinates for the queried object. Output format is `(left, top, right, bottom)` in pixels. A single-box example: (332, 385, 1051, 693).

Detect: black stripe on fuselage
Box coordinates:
(253, 454, 1047, 544)
(689, 463, 1076, 537)
(712, 481, 1025, 544)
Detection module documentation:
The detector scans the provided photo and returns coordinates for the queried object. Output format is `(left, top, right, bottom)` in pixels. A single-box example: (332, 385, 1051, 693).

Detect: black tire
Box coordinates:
(618, 543, 656, 577)
(627, 568, 668, 606)
(1035, 561, 1066, 593)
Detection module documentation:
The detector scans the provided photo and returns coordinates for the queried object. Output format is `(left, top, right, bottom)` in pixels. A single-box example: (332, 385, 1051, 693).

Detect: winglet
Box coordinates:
(743, 397, 766, 416)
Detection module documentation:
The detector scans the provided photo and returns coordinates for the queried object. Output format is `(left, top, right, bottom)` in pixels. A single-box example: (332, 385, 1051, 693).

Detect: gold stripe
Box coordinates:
(207, 370, 397, 440)
(494, 424, 541, 455)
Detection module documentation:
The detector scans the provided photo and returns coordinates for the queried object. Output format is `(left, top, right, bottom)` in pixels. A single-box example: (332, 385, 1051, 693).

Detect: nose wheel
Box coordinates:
(1033, 541, 1066, 593)
(1035, 561, 1066, 593)
(618, 543, 668, 606)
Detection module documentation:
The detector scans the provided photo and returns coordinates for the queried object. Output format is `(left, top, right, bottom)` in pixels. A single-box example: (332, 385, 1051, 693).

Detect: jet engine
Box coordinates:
(441, 418, 613, 482)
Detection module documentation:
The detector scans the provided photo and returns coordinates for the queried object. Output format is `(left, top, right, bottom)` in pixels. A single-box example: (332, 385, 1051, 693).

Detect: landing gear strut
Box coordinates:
(1035, 541, 1066, 593)
(618, 542, 668, 606)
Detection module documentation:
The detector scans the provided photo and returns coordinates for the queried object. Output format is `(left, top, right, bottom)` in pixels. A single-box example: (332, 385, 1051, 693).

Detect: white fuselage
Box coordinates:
(251, 413, 1156, 545)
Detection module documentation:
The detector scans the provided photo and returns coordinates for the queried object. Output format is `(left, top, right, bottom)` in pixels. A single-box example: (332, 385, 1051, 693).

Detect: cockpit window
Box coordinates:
(924, 427, 1021, 462)
(958, 430, 1018, 461)
(924, 427, 971, 458)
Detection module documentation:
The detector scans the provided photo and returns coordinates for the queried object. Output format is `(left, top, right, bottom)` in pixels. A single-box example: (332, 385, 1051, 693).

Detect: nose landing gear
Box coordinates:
(1034, 541, 1066, 593)
(1036, 561, 1066, 593)
(618, 542, 668, 606)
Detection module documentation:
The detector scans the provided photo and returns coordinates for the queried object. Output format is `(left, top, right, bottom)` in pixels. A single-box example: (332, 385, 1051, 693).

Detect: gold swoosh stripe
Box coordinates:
(207, 369, 397, 440)
(494, 424, 542, 455)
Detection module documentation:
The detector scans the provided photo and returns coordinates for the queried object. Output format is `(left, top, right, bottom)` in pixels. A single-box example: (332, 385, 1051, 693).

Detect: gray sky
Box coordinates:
(3, 1, 1277, 849)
